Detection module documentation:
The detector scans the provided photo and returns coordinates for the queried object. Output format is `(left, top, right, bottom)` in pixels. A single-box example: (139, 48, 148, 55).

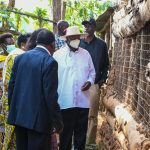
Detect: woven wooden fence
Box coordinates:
(113, 21, 150, 128)
(98, 21, 150, 150)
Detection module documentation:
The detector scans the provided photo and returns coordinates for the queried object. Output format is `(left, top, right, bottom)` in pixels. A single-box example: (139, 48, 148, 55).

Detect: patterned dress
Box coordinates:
(0, 48, 24, 150)
(0, 55, 7, 150)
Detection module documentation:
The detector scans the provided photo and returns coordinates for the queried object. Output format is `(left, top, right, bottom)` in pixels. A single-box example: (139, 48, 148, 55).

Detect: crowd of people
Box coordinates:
(0, 18, 109, 150)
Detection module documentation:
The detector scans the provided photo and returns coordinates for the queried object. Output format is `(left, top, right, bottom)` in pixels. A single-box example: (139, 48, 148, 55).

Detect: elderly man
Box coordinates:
(53, 26, 95, 150)
(55, 20, 69, 50)
(80, 18, 110, 144)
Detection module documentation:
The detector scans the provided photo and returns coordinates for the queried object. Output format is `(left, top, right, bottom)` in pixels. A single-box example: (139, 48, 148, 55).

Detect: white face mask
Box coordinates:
(6, 45, 16, 53)
(69, 39, 80, 49)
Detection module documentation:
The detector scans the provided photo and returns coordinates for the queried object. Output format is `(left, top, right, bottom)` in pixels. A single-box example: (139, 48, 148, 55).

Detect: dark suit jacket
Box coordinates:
(7, 47, 62, 133)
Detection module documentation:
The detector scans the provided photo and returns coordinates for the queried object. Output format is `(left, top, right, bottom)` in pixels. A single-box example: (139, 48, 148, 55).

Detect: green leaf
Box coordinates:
(79, 8, 83, 17)
(8, 20, 17, 30)
(22, 17, 30, 24)
(0, 14, 9, 18)
(89, 10, 94, 18)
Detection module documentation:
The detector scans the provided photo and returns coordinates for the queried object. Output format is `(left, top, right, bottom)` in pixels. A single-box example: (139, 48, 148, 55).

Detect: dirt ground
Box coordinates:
(86, 112, 105, 150)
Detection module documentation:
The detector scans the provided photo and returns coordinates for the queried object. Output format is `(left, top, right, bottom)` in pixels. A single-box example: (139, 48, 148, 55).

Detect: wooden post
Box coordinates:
(105, 32, 110, 50)
(53, 0, 62, 33)
(61, 1, 66, 20)
(7, 0, 15, 9)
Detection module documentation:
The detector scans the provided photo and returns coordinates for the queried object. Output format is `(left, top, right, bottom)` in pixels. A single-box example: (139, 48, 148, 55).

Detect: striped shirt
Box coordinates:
(55, 34, 66, 50)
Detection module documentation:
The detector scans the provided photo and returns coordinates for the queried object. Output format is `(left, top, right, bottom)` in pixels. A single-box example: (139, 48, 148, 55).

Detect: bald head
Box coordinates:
(37, 29, 55, 45)
(57, 20, 69, 36)
(36, 29, 55, 55)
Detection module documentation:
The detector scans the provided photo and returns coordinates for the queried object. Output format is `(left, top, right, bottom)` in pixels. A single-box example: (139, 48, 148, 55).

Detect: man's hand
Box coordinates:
(54, 121, 64, 134)
(81, 81, 91, 91)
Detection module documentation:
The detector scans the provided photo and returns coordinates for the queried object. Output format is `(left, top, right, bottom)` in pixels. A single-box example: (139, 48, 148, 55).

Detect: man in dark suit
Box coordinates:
(7, 29, 63, 150)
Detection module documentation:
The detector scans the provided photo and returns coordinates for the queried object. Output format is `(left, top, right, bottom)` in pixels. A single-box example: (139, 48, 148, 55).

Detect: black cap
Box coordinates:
(82, 18, 96, 27)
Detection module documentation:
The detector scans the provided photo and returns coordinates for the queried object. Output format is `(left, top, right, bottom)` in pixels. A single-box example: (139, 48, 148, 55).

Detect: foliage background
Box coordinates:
(0, 0, 112, 33)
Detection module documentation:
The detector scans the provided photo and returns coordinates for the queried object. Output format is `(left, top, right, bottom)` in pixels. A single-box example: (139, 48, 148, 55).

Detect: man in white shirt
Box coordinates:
(53, 26, 95, 150)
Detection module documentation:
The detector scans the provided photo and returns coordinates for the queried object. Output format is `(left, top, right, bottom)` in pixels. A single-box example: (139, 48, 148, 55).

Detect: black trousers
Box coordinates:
(15, 126, 51, 150)
(59, 108, 89, 150)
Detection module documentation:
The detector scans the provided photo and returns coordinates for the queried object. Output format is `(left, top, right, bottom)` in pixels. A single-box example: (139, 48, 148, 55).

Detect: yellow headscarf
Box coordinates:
(0, 55, 7, 62)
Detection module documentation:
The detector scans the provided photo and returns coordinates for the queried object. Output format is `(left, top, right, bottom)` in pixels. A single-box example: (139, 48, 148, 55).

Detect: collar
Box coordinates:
(55, 33, 60, 38)
(66, 45, 80, 53)
(83, 35, 97, 44)
(36, 45, 51, 56)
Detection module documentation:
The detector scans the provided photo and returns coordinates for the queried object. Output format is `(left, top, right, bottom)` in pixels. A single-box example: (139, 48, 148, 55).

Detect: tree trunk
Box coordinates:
(2, 0, 15, 29)
(53, 0, 61, 33)
(7, 0, 15, 9)
(61, 1, 66, 20)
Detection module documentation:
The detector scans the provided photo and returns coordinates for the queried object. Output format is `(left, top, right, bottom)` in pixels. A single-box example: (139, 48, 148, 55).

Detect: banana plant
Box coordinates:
(33, 7, 48, 28)
(65, 0, 112, 28)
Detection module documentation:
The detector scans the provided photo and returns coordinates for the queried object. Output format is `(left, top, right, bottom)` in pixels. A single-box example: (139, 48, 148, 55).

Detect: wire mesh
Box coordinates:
(112, 21, 150, 128)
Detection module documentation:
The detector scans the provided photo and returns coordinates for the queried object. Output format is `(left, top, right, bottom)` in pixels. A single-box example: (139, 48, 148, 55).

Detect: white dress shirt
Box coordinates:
(53, 46, 96, 109)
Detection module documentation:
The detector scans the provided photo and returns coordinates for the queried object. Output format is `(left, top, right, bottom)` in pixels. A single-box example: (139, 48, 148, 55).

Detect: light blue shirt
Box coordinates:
(53, 46, 96, 109)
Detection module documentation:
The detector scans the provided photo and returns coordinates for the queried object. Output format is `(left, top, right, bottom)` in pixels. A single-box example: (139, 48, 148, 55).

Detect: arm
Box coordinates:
(87, 53, 96, 85)
(3, 55, 14, 93)
(99, 43, 110, 86)
(43, 60, 63, 133)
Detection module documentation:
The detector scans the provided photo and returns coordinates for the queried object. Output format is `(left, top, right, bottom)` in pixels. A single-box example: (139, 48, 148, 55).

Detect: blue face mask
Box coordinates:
(6, 45, 16, 53)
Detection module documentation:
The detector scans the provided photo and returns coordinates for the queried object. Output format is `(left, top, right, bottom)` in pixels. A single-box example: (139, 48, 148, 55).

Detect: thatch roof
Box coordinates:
(96, 7, 114, 33)
(112, 0, 150, 38)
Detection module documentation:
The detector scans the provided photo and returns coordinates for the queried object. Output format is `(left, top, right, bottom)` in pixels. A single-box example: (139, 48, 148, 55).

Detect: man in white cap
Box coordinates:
(53, 26, 95, 150)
